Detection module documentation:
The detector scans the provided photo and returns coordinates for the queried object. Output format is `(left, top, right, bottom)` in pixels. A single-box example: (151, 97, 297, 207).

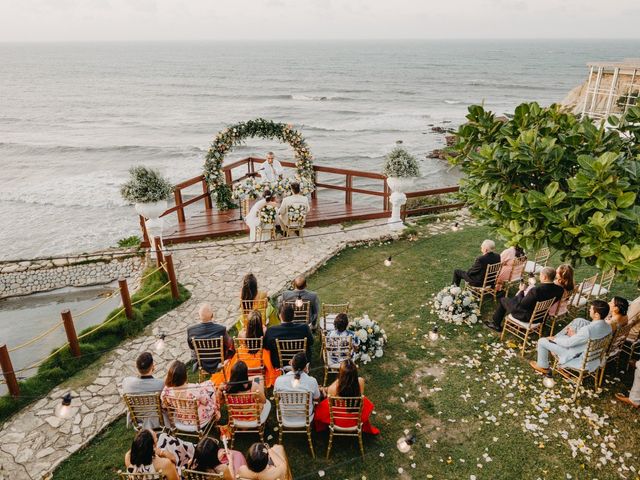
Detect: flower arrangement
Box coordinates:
(204, 118, 316, 210)
(258, 204, 277, 225)
(430, 285, 480, 326)
(348, 314, 387, 364)
(287, 204, 307, 224)
(382, 145, 420, 178)
(232, 178, 260, 200)
(120, 166, 173, 204)
(232, 175, 315, 201)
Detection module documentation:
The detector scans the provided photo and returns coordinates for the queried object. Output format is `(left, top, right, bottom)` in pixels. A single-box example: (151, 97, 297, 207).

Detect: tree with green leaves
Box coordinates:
(449, 102, 640, 281)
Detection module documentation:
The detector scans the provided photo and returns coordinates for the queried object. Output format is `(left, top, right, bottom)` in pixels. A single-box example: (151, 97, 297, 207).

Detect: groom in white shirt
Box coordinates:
(257, 151, 284, 182)
(278, 181, 310, 227)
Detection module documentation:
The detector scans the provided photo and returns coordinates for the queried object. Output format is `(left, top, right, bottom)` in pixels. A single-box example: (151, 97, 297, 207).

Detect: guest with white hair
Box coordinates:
(187, 303, 234, 374)
(452, 239, 501, 287)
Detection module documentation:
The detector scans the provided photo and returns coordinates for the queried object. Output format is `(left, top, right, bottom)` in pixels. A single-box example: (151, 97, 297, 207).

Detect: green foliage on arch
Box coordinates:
(448, 102, 640, 280)
(204, 118, 314, 210)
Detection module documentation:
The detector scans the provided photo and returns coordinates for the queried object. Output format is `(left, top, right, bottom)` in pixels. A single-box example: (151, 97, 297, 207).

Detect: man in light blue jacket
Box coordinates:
(530, 300, 612, 374)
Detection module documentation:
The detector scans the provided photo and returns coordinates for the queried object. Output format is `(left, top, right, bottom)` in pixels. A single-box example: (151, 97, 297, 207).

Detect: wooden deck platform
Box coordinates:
(161, 195, 388, 245)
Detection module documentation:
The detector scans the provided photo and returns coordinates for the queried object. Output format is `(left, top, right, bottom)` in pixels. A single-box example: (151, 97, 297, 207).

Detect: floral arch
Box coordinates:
(204, 118, 315, 209)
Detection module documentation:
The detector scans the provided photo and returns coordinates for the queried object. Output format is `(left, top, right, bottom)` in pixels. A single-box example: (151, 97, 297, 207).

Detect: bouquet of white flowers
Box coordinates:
(258, 204, 277, 225)
(430, 285, 480, 326)
(348, 314, 387, 364)
(287, 204, 307, 224)
(232, 178, 259, 200)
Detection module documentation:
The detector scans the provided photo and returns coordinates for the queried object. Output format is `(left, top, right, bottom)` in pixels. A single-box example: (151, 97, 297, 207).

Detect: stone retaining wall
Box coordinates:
(0, 250, 146, 298)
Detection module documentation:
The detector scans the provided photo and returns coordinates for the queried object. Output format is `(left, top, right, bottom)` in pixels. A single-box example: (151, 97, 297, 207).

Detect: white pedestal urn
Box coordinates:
(386, 177, 414, 231)
(135, 200, 168, 250)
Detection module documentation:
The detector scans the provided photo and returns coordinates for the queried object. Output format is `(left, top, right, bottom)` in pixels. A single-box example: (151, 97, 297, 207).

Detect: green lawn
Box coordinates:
(54, 223, 640, 480)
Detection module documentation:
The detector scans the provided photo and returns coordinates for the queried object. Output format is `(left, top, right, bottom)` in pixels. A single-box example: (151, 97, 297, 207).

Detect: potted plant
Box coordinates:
(382, 142, 420, 193)
(120, 166, 173, 220)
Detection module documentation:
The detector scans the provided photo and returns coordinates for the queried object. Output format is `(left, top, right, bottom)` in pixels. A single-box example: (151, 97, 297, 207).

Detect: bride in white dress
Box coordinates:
(245, 190, 277, 241)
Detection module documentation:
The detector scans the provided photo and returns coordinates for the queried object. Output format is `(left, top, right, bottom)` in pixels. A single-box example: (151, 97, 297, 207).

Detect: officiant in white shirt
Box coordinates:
(278, 181, 310, 227)
(257, 151, 284, 182)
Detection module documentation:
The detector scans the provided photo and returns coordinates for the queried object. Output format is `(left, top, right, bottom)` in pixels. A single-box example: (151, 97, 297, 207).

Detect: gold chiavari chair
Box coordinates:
(118, 471, 167, 480)
(524, 247, 550, 274)
(322, 335, 353, 386)
(326, 396, 365, 459)
(233, 337, 265, 380)
(284, 300, 311, 326)
(275, 391, 315, 458)
(464, 262, 503, 310)
(276, 338, 307, 369)
(501, 255, 528, 295)
(183, 470, 224, 479)
(240, 299, 269, 328)
(320, 302, 350, 332)
(192, 337, 226, 383)
(123, 392, 165, 431)
(622, 312, 640, 370)
(162, 392, 216, 440)
(224, 391, 269, 448)
(284, 205, 308, 243)
(501, 298, 556, 356)
(600, 322, 634, 384)
(547, 288, 574, 335)
(569, 273, 598, 315)
(551, 334, 611, 402)
(591, 269, 616, 299)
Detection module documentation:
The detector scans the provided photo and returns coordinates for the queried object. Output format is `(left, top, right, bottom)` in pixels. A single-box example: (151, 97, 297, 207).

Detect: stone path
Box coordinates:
(0, 211, 474, 480)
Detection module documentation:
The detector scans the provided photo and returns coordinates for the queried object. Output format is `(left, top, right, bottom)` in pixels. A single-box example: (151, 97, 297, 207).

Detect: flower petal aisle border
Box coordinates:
(349, 314, 387, 364)
(204, 118, 315, 209)
(431, 285, 480, 326)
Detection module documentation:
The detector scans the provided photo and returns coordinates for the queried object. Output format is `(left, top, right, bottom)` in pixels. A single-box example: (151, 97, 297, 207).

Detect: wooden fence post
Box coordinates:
(119, 277, 134, 319)
(164, 253, 180, 300)
(174, 189, 186, 223)
(0, 344, 20, 397)
(61, 310, 81, 358)
(345, 174, 353, 205)
(154, 237, 164, 267)
(139, 215, 150, 246)
(202, 177, 213, 211)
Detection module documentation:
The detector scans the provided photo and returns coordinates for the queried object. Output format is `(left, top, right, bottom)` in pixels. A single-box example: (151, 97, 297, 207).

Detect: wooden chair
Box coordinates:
(501, 298, 556, 356)
(524, 247, 550, 274)
(501, 255, 528, 295)
(275, 391, 315, 458)
(600, 322, 634, 385)
(551, 334, 611, 402)
(240, 299, 269, 327)
(622, 313, 640, 370)
(591, 269, 616, 299)
(322, 335, 353, 386)
(284, 299, 311, 326)
(233, 337, 265, 379)
(123, 392, 165, 431)
(320, 302, 350, 332)
(162, 392, 216, 440)
(276, 338, 307, 368)
(569, 273, 598, 315)
(547, 288, 574, 335)
(326, 396, 365, 459)
(224, 391, 269, 448)
(464, 261, 502, 310)
(183, 470, 225, 479)
(284, 205, 307, 243)
(192, 337, 226, 383)
(256, 211, 278, 247)
(118, 471, 167, 480)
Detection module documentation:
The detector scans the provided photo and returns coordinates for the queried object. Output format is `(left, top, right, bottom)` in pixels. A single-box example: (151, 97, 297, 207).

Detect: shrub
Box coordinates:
(117, 235, 142, 248)
(120, 166, 173, 204)
(448, 102, 640, 280)
(382, 146, 420, 178)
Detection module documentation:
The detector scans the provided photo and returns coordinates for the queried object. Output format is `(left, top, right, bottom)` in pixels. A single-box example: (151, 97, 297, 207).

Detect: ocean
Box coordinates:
(1, 39, 639, 260)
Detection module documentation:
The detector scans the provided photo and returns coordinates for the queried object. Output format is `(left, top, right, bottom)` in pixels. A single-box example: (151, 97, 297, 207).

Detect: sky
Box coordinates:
(0, 0, 639, 42)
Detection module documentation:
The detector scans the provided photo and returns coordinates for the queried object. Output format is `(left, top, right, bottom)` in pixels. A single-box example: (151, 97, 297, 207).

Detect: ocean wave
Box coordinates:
(290, 94, 355, 102)
(464, 79, 548, 91)
(443, 100, 463, 105)
(0, 142, 205, 158)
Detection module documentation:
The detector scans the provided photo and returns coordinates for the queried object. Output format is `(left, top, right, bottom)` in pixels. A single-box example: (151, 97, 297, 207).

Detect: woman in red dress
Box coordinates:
(314, 359, 379, 435)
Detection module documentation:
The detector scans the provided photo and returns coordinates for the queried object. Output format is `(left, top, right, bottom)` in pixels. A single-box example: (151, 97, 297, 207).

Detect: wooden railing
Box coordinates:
(138, 156, 460, 243)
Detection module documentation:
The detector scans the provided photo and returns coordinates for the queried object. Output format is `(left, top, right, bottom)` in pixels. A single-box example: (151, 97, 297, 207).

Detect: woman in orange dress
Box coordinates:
(314, 359, 379, 435)
(213, 311, 280, 388)
(237, 273, 272, 332)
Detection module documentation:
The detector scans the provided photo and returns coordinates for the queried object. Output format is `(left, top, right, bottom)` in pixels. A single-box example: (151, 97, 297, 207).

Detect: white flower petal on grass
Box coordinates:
(318, 471, 325, 477)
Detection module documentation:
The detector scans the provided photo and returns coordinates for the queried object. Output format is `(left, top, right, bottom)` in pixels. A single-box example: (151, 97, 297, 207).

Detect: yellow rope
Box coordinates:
(15, 343, 70, 374)
(8, 321, 65, 353)
(130, 281, 172, 307)
(76, 307, 126, 341)
(138, 265, 166, 282)
(73, 289, 120, 319)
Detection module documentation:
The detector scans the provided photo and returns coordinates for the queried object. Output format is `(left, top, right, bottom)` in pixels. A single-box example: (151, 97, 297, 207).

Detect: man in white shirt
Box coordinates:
(274, 352, 321, 417)
(278, 181, 310, 227)
(257, 151, 284, 182)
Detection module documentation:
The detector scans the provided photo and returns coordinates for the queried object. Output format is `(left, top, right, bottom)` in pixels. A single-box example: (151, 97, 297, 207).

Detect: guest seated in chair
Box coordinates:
(217, 360, 271, 423)
(187, 303, 234, 374)
(279, 275, 320, 328)
(314, 359, 380, 435)
(529, 300, 611, 374)
(615, 360, 640, 408)
(274, 352, 322, 414)
(264, 304, 314, 369)
(186, 437, 246, 480)
(236, 443, 292, 480)
(125, 428, 194, 480)
(555, 264, 575, 293)
(245, 190, 279, 242)
(122, 351, 165, 395)
(496, 244, 525, 290)
(452, 239, 501, 287)
(485, 266, 564, 332)
(278, 181, 309, 228)
(607, 296, 629, 333)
